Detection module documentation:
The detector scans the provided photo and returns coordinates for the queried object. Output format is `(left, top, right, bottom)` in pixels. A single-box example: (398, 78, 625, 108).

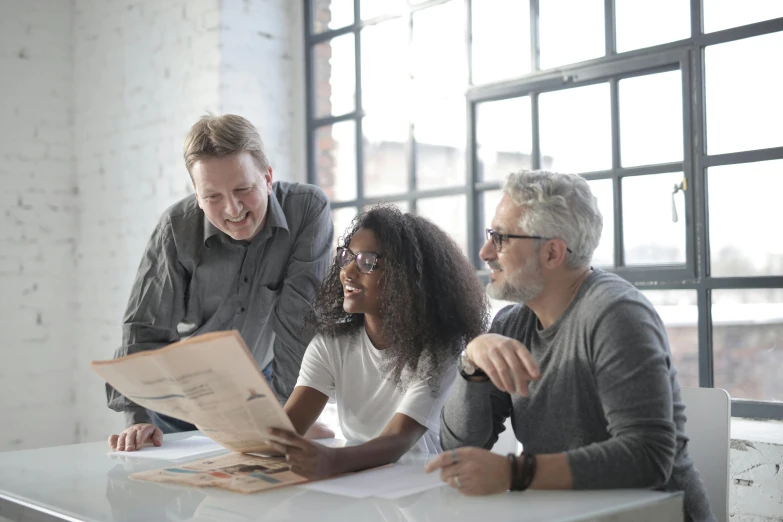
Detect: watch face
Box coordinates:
(460, 350, 475, 375)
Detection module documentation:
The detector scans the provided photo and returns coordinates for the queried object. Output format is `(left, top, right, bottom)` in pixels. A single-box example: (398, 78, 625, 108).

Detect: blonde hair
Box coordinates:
(183, 114, 270, 174)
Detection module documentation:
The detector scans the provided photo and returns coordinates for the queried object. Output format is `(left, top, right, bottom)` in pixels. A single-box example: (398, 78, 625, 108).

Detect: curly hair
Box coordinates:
(311, 205, 490, 391)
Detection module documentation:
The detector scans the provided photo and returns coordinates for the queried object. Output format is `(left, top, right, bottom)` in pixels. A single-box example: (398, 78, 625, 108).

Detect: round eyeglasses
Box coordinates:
(336, 247, 382, 274)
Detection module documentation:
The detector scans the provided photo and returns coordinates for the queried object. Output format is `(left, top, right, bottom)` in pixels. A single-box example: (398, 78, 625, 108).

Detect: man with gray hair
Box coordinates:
(426, 170, 714, 521)
(107, 114, 334, 451)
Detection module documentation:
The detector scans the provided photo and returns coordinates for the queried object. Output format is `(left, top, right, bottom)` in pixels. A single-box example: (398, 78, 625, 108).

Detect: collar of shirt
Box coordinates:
(202, 191, 290, 247)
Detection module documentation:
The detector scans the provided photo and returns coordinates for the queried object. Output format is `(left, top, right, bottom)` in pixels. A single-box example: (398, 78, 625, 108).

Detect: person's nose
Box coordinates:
(341, 256, 361, 280)
(479, 236, 496, 263)
(225, 194, 243, 217)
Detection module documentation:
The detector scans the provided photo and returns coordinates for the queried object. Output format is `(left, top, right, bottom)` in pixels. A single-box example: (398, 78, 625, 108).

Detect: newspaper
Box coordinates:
(90, 330, 294, 454)
(129, 452, 307, 494)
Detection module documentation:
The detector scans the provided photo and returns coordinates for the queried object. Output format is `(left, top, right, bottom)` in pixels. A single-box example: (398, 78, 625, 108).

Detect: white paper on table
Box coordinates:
(107, 435, 226, 460)
(374, 480, 446, 499)
(300, 463, 445, 498)
(313, 438, 346, 448)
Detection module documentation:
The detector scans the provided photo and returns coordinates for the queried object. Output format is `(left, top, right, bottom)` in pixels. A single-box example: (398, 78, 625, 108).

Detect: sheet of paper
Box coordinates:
(300, 463, 444, 498)
(108, 435, 226, 460)
(375, 481, 446, 499)
(313, 438, 346, 448)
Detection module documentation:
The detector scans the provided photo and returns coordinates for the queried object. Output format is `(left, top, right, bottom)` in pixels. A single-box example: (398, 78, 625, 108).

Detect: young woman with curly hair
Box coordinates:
(267, 205, 490, 479)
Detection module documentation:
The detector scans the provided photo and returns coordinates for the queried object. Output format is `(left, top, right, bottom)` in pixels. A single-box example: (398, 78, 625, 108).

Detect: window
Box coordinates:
(305, 0, 783, 419)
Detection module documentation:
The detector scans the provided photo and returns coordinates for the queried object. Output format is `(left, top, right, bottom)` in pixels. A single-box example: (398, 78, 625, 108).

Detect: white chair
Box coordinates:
(680, 386, 731, 522)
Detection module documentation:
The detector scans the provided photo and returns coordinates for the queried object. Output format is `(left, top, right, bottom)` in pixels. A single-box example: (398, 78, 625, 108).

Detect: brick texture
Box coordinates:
(0, 0, 78, 452)
(1, 0, 305, 451)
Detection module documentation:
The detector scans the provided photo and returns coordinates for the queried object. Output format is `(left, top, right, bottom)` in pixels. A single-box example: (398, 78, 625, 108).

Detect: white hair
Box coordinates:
(502, 170, 603, 269)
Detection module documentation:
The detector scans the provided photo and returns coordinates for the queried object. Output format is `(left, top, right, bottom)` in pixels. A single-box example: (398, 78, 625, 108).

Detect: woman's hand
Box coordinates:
(267, 428, 338, 479)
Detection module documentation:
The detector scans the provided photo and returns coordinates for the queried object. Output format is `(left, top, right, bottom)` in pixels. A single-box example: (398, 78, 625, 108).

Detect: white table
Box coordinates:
(0, 433, 683, 522)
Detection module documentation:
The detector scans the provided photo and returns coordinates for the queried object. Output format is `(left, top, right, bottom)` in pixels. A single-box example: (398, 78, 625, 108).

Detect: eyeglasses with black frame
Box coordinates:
(485, 228, 573, 254)
(336, 246, 383, 274)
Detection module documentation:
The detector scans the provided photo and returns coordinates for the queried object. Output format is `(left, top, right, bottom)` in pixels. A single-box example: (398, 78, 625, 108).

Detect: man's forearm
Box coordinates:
(530, 453, 574, 490)
(440, 377, 510, 450)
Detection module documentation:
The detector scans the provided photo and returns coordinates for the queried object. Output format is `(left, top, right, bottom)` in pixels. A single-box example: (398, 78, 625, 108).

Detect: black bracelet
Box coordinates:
(509, 452, 537, 491)
(507, 453, 518, 490)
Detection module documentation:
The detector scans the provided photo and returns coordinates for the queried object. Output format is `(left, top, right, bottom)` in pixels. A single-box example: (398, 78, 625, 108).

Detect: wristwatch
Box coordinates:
(458, 349, 489, 382)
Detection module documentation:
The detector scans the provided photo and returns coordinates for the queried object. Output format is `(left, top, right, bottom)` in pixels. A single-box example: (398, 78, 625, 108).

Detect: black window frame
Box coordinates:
(304, 0, 783, 420)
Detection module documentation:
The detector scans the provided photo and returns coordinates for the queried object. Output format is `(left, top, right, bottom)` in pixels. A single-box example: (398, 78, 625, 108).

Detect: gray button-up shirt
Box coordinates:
(107, 181, 334, 427)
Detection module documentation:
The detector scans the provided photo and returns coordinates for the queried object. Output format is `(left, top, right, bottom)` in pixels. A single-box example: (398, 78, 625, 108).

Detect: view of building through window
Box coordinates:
(307, 0, 783, 412)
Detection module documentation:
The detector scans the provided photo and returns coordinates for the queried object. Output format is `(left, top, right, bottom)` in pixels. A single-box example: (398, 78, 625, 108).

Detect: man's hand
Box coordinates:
(108, 423, 163, 452)
(266, 428, 337, 479)
(425, 447, 512, 496)
(467, 333, 541, 395)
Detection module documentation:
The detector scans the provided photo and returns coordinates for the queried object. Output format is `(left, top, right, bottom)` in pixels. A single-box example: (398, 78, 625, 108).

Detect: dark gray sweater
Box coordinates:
(441, 269, 715, 522)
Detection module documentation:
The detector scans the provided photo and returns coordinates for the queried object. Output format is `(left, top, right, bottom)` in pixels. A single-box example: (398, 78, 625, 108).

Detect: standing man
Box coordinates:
(426, 170, 714, 521)
(107, 114, 334, 451)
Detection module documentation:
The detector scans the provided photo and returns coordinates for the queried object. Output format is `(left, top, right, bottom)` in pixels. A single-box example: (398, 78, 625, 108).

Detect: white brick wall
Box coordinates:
(220, 0, 306, 183)
(0, 0, 77, 451)
(1, 0, 305, 450)
(72, 0, 223, 444)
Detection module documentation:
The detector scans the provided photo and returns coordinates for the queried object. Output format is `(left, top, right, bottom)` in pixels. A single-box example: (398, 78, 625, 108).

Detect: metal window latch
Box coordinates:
(671, 177, 687, 223)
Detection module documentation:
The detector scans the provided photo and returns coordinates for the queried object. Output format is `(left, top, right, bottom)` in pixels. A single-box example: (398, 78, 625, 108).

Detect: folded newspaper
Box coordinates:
(91, 330, 308, 493)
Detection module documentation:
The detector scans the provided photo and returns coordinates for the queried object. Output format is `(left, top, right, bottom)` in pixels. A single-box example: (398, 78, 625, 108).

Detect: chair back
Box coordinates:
(680, 386, 731, 522)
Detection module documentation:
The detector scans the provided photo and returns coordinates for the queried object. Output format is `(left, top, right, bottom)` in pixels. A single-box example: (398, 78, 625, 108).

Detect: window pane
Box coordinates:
(361, 19, 409, 116)
(539, 0, 604, 69)
(314, 34, 356, 118)
(360, 0, 405, 20)
(708, 159, 783, 277)
(332, 206, 358, 249)
(539, 84, 611, 173)
(362, 201, 409, 214)
(362, 19, 410, 198)
(481, 190, 504, 233)
(412, 1, 467, 96)
(363, 115, 409, 198)
(586, 179, 614, 267)
(619, 70, 683, 167)
(476, 97, 532, 182)
(414, 96, 466, 190)
(641, 290, 699, 389)
(705, 32, 783, 155)
(713, 289, 783, 403)
(416, 195, 468, 255)
(623, 173, 686, 265)
(703, 0, 783, 33)
(315, 122, 357, 202)
(313, 0, 354, 34)
(471, 0, 530, 84)
(615, 0, 690, 53)
(411, 3, 467, 191)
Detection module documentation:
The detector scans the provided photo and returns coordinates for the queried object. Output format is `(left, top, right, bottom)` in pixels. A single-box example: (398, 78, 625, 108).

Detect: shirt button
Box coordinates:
(238, 307, 245, 314)
(244, 276, 249, 283)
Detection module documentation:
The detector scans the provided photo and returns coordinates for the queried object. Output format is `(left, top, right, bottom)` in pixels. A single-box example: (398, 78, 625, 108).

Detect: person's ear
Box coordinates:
(264, 167, 273, 194)
(541, 239, 568, 269)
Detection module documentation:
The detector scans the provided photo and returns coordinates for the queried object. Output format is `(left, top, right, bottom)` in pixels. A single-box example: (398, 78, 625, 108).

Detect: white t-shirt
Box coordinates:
(296, 328, 457, 454)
